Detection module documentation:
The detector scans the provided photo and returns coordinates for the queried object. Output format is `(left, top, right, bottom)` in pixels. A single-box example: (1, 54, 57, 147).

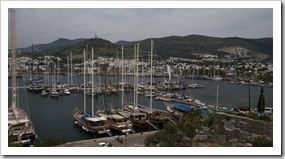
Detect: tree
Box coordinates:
(203, 113, 216, 127)
(144, 108, 204, 147)
(256, 86, 265, 114)
(144, 124, 191, 147)
(177, 109, 202, 139)
(145, 124, 180, 147)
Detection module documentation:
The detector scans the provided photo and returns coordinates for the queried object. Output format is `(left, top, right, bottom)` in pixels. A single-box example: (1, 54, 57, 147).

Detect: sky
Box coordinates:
(9, 8, 273, 48)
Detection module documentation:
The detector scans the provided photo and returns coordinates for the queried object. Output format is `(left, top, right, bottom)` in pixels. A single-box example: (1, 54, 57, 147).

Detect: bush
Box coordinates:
(251, 137, 273, 147)
(33, 135, 66, 147)
(203, 114, 216, 127)
(249, 113, 272, 122)
(235, 113, 272, 122)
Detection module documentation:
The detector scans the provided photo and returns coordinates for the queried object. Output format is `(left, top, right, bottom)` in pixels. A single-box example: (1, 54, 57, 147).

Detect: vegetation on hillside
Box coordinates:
(33, 135, 66, 147)
(120, 35, 273, 59)
(17, 35, 273, 61)
(145, 109, 202, 147)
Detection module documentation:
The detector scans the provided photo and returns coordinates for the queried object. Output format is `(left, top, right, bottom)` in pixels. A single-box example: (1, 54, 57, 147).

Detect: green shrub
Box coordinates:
(251, 137, 273, 147)
(33, 135, 66, 147)
(203, 114, 216, 127)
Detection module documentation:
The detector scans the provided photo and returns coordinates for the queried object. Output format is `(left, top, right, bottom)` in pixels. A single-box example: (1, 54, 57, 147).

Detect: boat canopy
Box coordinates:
(118, 111, 132, 118)
(131, 112, 146, 116)
(172, 104, 211, 116)
(110, 114, 125, 120)
(80, 111, 91, 116)
(85, 116, 107, 122)
(81, 115, 89, 120)
(173, 104, 193, 111)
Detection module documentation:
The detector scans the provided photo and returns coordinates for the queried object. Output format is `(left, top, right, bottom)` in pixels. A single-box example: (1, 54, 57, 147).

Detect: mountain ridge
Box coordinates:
(18, 35, 273, 60)
(18, 38, 87, 52)
(115, 34, 273, 58)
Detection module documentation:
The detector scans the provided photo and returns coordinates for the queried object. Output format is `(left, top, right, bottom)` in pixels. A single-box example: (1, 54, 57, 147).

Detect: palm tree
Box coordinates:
(177, 108, 203, 139)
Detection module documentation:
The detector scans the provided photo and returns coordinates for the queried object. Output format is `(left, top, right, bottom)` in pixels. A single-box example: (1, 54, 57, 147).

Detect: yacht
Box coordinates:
(8, 9, 36, 146)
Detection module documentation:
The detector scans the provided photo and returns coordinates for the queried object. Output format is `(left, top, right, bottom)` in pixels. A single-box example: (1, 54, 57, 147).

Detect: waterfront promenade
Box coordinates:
(60, 131, 157, 147)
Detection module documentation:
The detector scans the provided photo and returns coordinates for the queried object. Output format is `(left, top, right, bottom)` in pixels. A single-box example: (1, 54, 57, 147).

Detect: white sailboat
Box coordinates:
(212, 61, 223, 80)
(8, 9, 36, 146)
(49, 63, 60, 97)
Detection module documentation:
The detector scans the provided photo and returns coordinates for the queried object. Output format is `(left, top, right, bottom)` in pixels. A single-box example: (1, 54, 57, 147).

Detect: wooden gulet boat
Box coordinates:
(95, 46, 135, 134)
(72, 48, 111, 136)
(142, 40, 171, 126)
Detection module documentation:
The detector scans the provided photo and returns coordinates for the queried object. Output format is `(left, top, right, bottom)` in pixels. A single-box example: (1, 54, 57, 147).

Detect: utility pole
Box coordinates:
(248, 79, 251, 115)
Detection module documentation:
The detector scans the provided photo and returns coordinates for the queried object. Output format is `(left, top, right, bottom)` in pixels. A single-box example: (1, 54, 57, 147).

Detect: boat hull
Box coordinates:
(72, 108, 111, 134)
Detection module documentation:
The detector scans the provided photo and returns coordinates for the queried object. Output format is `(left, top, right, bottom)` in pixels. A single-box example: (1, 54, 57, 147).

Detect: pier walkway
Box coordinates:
(60, 131, 157, 147)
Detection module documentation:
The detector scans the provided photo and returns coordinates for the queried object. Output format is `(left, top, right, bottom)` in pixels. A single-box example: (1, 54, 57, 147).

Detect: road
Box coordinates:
(60, 130, 157, 147)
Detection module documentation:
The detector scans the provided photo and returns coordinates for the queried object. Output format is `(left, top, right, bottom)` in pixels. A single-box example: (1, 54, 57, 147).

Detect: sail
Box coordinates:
(167, 65, 171, 82)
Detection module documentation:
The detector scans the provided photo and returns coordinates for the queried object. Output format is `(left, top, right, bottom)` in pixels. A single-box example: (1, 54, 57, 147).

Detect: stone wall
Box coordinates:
(209, 112, 273, 146)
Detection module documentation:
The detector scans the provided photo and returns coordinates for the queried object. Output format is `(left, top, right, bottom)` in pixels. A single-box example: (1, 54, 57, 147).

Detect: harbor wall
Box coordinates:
(209, 112, 273, 146)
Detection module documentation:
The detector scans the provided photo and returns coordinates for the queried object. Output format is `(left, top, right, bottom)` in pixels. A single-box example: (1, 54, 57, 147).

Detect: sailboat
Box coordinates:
(72, 48, 111, 135)
(138, 40, 170, 125)
(26, 44, 44, 84)
(123, 43, 149, 129)
(102, 46, 134, 134)
(49, 63, 60, 97)
(212, 61, 223, 80)
(8, 9, 36, 146)
(27, 61, 44, 93)
(207, 84, 229, 113)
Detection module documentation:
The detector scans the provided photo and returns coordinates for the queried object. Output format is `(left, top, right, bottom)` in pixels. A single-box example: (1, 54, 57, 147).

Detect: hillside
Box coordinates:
(22, 38, 138, 62)
(116, 35, 273, 59)
(18, 35, 273, 61)
(18, 38, 87, 52)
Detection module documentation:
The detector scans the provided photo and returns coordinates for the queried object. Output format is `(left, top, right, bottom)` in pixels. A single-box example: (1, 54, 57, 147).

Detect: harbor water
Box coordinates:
(8, 74, 273, 142)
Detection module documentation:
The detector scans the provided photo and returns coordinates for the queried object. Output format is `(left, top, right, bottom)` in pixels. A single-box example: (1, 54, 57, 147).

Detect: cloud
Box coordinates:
(11, 8, 272, 48)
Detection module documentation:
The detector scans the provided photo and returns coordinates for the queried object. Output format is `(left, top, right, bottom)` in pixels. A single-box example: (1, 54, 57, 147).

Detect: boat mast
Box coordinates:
(67, 55, 69, 85)
(216, 84, 219, 109)
(11, 9, 17, 108)
(213, 61, 216, 78)
(91, 47, 94, 117)
(136, 43, 139, 110)
(83, 49, 86, 113)
(47, 61, 50, 86)
(57, 57, 59, 83)
(31, 43, 34, 80)
(45, 53, 47, 86)
(70, 52, 73, 85)
(29, 57, 32, 80)
(133, 44, 136, 110)
(121, 46, 124, 111)
(53, 62, 56, 87)
(150, 40, 153, 113)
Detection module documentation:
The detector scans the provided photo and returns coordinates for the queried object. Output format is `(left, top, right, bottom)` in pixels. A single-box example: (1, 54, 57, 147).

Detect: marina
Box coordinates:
(8, 73, 273, 143)
(0, 1, 281, 156)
